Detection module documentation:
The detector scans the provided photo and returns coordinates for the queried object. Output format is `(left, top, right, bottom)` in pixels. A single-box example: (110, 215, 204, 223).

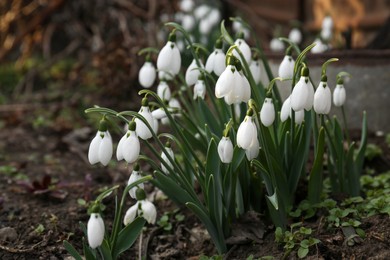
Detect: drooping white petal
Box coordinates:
(311, 38, 328, 53)
(278, 55, 295, 79)
(128, 171, 144, 199)
(237, 116, 257, 149)
(217, 137, 233, 163)
(240, 72, 251, 103)
(223, 70, 242, 105)
(333, 84, 346, 107)
(152, 108, 166, 120)
(288, 28, 302, 44)
(280, 96, 291, 122)
(123, 203, 139, 225)
(233, 38, 251, 64)
(87, 213, 105, 249)
(122, 131, 140, 164)
(140, 200, 157, 224)
(193, 79, 206, 100)
(314, 82, 332, 114)
(116, 132, 128, 161)
(88, 132, 102, 165)
(185, 59, 203, 86)
(215, 65, 235, 98)
(157, 81, 171, 101)
(139, 62, 156, 88)
(260, 98, 275, 127)
(245, 137, 259, 160)
(249, 59, 261, 84)
(205, 51, 216, 73)
(161, 147, 174, 173)
(213, 50, 226, 76)
(135, 106, 154, 140)
(270, 38, 284, 52)
(304, 80, 315, 111)
(291, 76, 310, 111)
(157, 42, 174, 73)
(294, 110, 305, 124)
(98, 132, 112, 166)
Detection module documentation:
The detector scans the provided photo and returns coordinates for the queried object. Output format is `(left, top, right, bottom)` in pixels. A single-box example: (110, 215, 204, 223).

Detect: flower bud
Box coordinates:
(217, 137, 233, 163)
(87, 213, 105, 249)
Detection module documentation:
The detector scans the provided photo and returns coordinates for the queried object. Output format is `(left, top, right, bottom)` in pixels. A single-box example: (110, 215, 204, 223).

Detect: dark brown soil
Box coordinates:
(0, 110, 389, 259)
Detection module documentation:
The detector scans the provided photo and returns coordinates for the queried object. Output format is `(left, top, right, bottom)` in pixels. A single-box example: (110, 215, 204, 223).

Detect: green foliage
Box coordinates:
(275, 223, 320, 259)
(0, 165, 28, 180)
(365, 143, 382, 160)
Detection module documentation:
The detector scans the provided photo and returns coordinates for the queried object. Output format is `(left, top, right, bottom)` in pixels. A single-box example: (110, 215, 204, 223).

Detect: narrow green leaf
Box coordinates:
(100, 239, 113, 260)
(308, 127, 325, 204)
(63, 241, 82, 260)
(113, 218, 146, 258)
(267, 191, 279, 210)
(83, 239, 96, 260)
(220, 20, 234, 44)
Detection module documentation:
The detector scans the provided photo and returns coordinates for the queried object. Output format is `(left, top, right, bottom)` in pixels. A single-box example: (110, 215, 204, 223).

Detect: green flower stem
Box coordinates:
(137, 47, 159, 56)
(341, 106, 351, 145)
(110, 175, 153, 256)
(321, 58, 339, 76)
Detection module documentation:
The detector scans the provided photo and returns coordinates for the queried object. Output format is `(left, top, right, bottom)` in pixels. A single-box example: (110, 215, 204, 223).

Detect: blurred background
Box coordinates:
(0, 0, 390, 131)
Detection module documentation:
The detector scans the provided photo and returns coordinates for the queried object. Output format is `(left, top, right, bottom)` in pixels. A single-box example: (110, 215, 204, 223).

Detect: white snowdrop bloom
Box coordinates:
(314, 79, 332, 114)
(232, 20, 250, 39)
(158, 70, 173, 81)
(199, 19, 213, 35)
(87, 213, 105, 249)
(288, 28, 302, 44)
(291, 68, 314, 111)
(157, 81, 171, 101)
(206, 8, 221, 26)
(260, 98, 275, 127)
(193, 78, 206, 100)
(128, 165, 144, 199)
(138, 61, 156, 88)
(294, 110, 305, 124)
(157, 33, 181, 77)
(321, 28, 332, 41)
(233, 35, 251, 64)
(278, 54, 295, 79)
(121, 123, 140, 164)
(161, 145, 174, 173)
(205, 40, 226, 76)
(135, 104, 155, 140)
(245, 136, 259, 160)
(116, 130, 128, 161)
(182, 14, 195, 31)
(124, 200, 157, 225)
(237, 112, 257, 150)
(322, 16, 334, 31)
(217, 136, 233, 163)
(168, 97, 181, 115)
(333, 83, 346, 107)
(88, 121, 113, 166)
(185, 59, 204, 86)
(180, 0, 195, 12)
(270, 38, 284, 52)
(152, 108, 166, 120)
(215, 65, 236, 98)
(281, 96, 305, 124)
(194, 4, 210, 20)
(223, 71, 250, 105)
(311, 38, 328, 53)
(249, 59, 262, 84)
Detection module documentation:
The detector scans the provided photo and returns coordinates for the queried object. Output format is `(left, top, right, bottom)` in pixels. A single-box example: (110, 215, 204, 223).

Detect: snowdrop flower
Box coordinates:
(185, 59, 204, 86)
(245, 136, 259, 160)
(194, 5, 211, 20)
(124, 189, 157, 225)
(249, 57, 262, 84)
(270, 38, 284, 52)
(117, 122, 140, 164)
(205, 39, 226, 76)
(157, 32, 181, 78)
(237, 109, 257, 150)
(135, 98, 156, 140)
(314, 75, 332, 114)
(288, 28, 302, 45)
(138, 59, 156, 88)
(88, 119, 113, 166)
(291, 67, 314, 111)
(128, 164, 144, 199)
(180, 0, 194, 12)
(215, 57, 250, 105)
(280, 96, 305, 124)
(182, 14, 195, 31)
(161, 142, 174, 173)
(193, 75, 206, 100)
(232, 20, 250, 39)
(321, 16, 333, 41)
(157, 80, 171, 101)
(278, 47, 295, 79)
(233, 33, 251, 64)
(218, 136, 233, 163)
(260, 98, 275, 127)
(87, 213, 105, 249)
(311, 38, 328, 53)
(333, 78, 346, 107)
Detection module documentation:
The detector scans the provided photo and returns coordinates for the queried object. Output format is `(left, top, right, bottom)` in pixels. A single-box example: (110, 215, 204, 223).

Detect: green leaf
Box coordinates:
(113, 217, 146, 258)
(220, 20, 234, 45)
(95, 185, 120, 202)
(63, 240, 82, 260)
(267, 191, 279, 210)
(298, 247, 309, 258)
(100, 239, 113, 260)
(83, 239, 96, 260)
(308, 127, 325, 204)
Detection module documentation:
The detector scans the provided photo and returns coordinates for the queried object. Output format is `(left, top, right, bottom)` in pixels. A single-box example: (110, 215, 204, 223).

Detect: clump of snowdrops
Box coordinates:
(65, 16, 367, 256)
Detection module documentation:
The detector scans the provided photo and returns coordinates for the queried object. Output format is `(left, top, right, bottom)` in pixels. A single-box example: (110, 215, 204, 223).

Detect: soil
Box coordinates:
(0, 104, 389, 260)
